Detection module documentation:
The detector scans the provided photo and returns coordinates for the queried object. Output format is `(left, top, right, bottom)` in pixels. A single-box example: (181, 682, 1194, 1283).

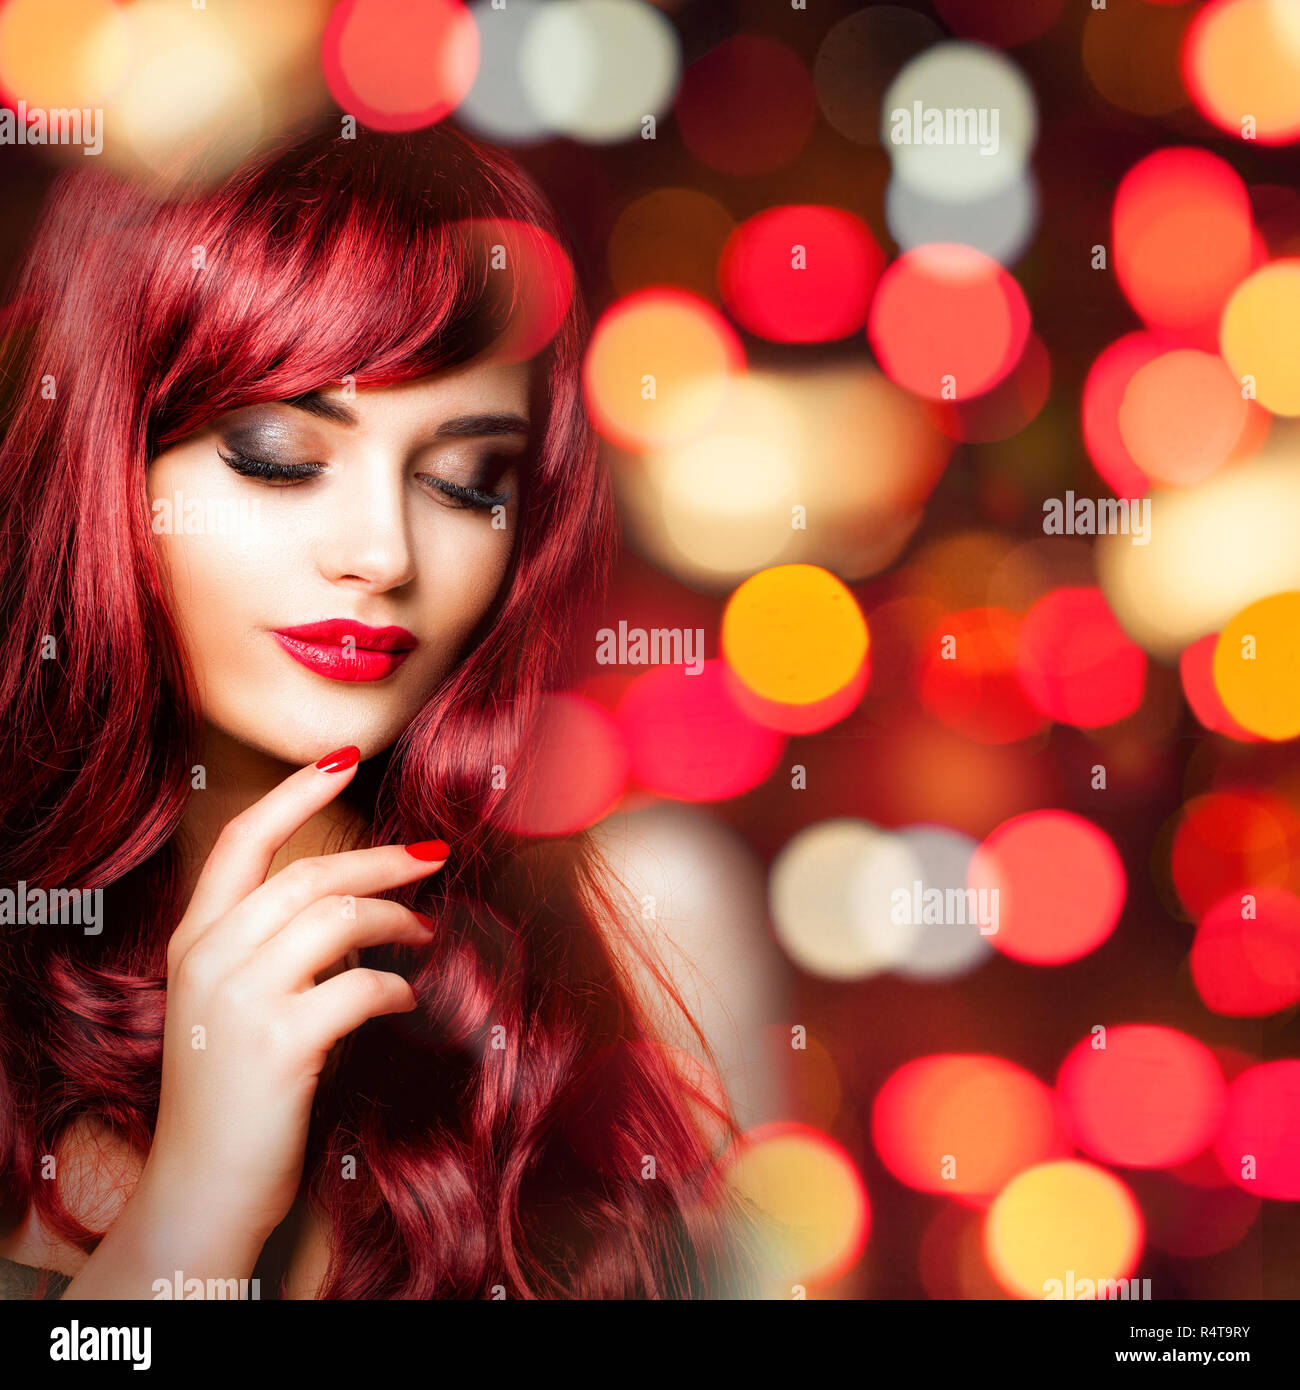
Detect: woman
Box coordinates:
(0, 122, 771, 1299)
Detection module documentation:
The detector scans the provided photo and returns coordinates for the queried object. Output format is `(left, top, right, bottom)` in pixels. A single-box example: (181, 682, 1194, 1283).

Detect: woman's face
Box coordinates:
(147, 359, 530, 766)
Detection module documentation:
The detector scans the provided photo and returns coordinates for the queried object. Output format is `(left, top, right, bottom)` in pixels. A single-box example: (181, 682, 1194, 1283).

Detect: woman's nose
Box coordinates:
(315, 457, 417, 592)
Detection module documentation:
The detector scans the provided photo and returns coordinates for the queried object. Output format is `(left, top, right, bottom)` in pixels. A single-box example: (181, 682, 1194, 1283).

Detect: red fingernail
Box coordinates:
(405, 839, 450, 861)
(316, 745, 360, 773)
(412, 912, 435, 932)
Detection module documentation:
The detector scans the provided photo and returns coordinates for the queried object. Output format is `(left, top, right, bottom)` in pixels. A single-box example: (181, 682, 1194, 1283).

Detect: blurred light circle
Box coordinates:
(868, 243, 1031, 401)
(984, 1160, 1143, 1299)
(970, 810, 1126, 965)
(1179, 634, 1262, 740)
(917, 607, 1047, 744)
(607, 188, 735, 303)
(724, 660, 869, 736)
(722, 564, 868, 706)
(873, 1055, 1066, 1201)
(928, 332, 1050, 443)
(1083, 0, 1193, 115)
(768, 819, 921, 979)
(932, 0, 1066, 47)
(614, 366, 949, 588)
(583, 288, 743, 452)
(718, 205, 884, 344)
(0, 0, 129, 108)
(1214, 1060, 1300, 1197)
(1015, 587, 1146, 728)
(1220, 260, 1300, 416)
(813, 5, 943, 147)
(1184, 0, 1300, 145)
(459, 0, 548, 144)
(881, 41, 1037, 204)
(1113, 148, 1255, 341)
(675, 35, 815, 176)
(451, 217, 574, 363)
(893, 826, 1000, 980)
(488, 693, 627, 835)
(1097, 430, 1300, 659)
(1057, 1025, 1225, 1168)
(1118, 349, 1251, 485)
(1171, 789, 1300, 918)
(1082, 332, 1167, 498)
(1192, 887, 1300, 1016)
(616, 661, 784, 803)
(518, 0, 680, 144)
(886, 170, 1039, 267)
(1214, 591, 1300, 738)
(322, 0, 479, 131)
(724, 1122, 870, 1287)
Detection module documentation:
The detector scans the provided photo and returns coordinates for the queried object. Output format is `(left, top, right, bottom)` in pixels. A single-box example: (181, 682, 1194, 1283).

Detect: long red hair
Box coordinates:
(0, 123, 765, 1297)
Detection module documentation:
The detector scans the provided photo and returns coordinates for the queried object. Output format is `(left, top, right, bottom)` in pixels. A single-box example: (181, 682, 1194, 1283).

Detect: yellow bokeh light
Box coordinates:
(1213, 591, 1300, 740)
(723, 564, 868, 705)
(1220, 260, 1300, 417)
(984, 1160, 1142, 1300)
(725, 1124, 869, 1288)
(582, 289, 743, 452)
(0, 0, 129, 109)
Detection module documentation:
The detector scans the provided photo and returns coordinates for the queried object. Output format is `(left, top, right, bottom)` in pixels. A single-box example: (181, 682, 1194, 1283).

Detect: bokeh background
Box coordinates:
(2, 0, 1300, 1300)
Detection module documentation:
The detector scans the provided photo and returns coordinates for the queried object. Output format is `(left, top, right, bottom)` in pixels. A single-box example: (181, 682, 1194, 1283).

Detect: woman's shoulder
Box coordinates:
(585, 802, 790, 1129)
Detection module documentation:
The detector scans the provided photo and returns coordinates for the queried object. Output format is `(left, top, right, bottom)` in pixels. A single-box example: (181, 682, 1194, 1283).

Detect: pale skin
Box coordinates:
(2, 356, 786, 1298)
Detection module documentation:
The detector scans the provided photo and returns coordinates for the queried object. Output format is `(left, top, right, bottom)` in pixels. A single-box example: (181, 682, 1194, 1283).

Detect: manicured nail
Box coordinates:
(405, 839, 450, 861)
(412, 912, 435, 932)
(316, 745, 360, 773)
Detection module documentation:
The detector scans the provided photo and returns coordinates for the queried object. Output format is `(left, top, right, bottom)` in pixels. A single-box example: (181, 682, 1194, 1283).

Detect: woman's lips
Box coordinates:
(271, 619, 418, 683)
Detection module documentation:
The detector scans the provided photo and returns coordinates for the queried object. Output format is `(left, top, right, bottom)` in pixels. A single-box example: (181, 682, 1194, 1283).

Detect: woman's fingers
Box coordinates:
(249, 897, 433, 992)
(172, 746, 363, 959)
(221, 841, 449, 955)
(292, 967, 419, 1057)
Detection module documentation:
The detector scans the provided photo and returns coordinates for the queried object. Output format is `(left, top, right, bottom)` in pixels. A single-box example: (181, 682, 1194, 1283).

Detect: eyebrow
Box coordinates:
(284, 391, 530, 438)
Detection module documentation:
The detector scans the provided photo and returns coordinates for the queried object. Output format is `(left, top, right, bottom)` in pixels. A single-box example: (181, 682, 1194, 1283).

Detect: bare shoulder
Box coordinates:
(585, 803, 791, 1130)
(0, 1116, 144, 1276)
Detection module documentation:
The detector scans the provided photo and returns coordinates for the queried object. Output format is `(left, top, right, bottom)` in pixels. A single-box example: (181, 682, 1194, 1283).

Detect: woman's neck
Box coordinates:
(174, 725, 368, 900)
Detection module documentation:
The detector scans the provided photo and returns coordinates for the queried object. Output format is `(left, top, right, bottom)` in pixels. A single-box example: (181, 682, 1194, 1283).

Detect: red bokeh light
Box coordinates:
(917, 607, 1048, 745)
(867, 244, 1032, 402)
(1191, 887, 1300, 1016)
(1112, 147, 1255, 343)
(321, 0, 479, 131)
(928, 333, 1051, 444)
(1214, 1061, 1300, 1199)
(1170, 789, 1300, 918)
(932, 0, 1066, 46)
(616, 661, 785, 802)
(488, 693, 628, 836)
(718, 205, 884, 343)
(969, 810, 1126, 965)
(1056, 1025, 1226, 1168)
(1082, 332, 1169, 498)
(1015, 587, 1146, 728)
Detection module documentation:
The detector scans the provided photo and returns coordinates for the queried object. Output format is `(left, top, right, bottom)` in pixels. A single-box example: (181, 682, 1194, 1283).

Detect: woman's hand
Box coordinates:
(62, 746, 448, 1298)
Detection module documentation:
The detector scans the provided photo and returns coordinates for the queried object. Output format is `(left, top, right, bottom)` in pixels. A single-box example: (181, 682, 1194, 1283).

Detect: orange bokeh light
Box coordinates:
(872, 1055, 1068, 1204)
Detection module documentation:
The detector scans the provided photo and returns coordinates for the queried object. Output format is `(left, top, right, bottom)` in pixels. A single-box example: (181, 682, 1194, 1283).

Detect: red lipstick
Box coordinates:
(272, 619, 418, 683)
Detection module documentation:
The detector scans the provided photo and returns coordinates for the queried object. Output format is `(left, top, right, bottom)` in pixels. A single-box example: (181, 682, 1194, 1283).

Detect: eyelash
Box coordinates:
(216, 449, 511, 511)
